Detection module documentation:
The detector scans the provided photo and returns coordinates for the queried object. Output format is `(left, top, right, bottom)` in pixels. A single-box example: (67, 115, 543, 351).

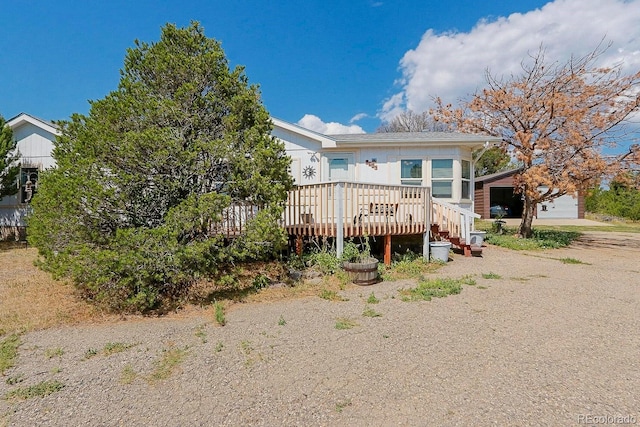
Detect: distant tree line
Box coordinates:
(586, 173, 640, 220)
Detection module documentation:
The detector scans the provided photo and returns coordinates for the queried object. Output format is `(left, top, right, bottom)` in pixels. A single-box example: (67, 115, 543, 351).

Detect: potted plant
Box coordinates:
(341, 239, 379, 285)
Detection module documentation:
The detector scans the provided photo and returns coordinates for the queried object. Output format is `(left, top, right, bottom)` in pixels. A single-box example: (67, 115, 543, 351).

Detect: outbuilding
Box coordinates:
(474, 168, 585, 219)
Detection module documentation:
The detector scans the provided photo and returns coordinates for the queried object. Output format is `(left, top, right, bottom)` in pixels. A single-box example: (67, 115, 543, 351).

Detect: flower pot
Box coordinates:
(342, 257, 379, 285)
(429, 241, 451, 262)
(469, 231, 487, 247)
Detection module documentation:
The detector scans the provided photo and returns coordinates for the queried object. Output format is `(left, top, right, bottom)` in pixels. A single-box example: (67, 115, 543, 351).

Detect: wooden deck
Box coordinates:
(284, 181, 429, 238)
(209, 181, 480, 264)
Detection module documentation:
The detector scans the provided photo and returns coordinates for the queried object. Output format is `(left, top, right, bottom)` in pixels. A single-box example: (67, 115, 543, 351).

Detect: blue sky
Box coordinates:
(2, 0, 639, 135)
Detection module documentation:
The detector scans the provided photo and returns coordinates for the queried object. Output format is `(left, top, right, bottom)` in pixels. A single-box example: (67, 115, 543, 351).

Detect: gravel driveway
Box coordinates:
(1, 231, 639, 426)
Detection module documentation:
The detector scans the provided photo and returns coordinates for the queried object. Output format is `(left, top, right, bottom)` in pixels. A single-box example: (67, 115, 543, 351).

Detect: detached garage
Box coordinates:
(474, 169, 585, 220)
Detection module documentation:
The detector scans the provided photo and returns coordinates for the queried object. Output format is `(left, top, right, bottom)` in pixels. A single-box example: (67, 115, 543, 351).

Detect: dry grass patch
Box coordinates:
(0, 248, 111, 334)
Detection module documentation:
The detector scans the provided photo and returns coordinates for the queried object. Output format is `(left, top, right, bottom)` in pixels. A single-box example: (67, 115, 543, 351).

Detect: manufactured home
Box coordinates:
(272, 118, 502, 261)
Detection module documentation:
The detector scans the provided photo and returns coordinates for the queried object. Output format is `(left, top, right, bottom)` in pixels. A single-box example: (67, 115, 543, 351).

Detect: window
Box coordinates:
(401, 159, 422, 186)
(326, 153, 354, 181)
(431, 159, 453, 198)
(20, 168, 39, 203)
(461, 160, 471, 199)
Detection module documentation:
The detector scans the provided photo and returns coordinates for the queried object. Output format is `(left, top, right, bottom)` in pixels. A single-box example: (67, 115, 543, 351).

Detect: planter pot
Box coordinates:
(469, 231, 487, 247)
(429, 241, 451, 263)
(342, 257, 379, 285)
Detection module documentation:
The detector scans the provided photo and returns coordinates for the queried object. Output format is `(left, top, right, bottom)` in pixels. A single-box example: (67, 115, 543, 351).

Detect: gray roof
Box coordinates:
(327, 132, 501, 145)
(475, 167, 522, 183)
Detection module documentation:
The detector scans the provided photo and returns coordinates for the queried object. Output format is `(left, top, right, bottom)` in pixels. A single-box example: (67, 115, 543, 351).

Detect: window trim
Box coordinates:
(399, 158, 424, 186)
(430, 158, 453, 198)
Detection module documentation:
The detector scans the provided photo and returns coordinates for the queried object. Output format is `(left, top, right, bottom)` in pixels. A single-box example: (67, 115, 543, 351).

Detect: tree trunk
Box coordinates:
(518, 197, 536, 238)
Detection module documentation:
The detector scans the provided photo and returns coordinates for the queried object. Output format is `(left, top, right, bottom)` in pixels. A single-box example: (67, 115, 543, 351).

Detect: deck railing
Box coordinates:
(206, 184, 479, 258)
(284, 181, 430, 236)
(431, 197, 480, 242)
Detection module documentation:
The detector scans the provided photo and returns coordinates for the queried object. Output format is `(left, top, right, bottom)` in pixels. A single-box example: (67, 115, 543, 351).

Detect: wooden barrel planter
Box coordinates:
(342, 257, 380, 285)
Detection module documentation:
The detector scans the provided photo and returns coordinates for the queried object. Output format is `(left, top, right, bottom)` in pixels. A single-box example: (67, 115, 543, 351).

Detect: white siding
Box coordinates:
(537, 188, 579, 219)
(0, 116, 58, 228)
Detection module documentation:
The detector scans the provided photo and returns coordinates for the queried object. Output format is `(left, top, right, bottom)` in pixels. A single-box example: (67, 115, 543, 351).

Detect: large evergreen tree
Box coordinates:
(0, 115, 20, 199)
(28, 22, 293, 312)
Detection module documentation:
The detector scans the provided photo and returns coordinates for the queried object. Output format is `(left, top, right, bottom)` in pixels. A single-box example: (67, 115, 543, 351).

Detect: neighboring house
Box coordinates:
(272, 118, 501, 211)
(474, 168, 585, 219)
(0, 113, 59, 238)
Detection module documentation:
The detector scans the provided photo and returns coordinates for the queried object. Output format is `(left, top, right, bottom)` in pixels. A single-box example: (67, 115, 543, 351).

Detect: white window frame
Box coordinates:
(430, 158, 454, 199)
(323, 152, 355, 182)
(461, 159, 472, 200)
(399, 158, 424, 186)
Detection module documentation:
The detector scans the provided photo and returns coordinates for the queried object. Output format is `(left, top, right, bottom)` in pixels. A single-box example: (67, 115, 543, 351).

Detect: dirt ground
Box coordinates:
(1, 231, 639, 426)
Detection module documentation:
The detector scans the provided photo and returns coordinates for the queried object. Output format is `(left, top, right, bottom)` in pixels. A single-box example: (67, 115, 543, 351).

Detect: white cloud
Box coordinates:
(381, 0, 640, 121)
(297, 114, 366, 134)
(349, 112, 368, 123)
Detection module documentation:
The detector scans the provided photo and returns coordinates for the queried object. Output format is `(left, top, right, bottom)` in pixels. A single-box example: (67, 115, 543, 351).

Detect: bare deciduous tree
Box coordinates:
(432, 43, 640, 237)
(377, 110, 451, 132)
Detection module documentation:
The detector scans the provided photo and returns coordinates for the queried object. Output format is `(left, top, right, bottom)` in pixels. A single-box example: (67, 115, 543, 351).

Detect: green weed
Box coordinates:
(149, 346, 188, 381)
(399, 276, 476, 302)
(120, 365, 137, 384)
(45, 347, 64, 359)
(335, 317, 358, 330)
(4, 380, 65, 400)
(83, 348, 98, 359)
(103, 342, 135, 355)
(195, 324, 207, 343)
(366, 292, 380, 304)
(278, 315, 286, 326)
(213, 301, 226, 326)
(481, 272, 502, 279)
(485, 228, 581, 250)
(0, 335, 20, 375)
(559, 257, 585, 264)
(5, 374, 24, 385)
(362, 307, 382, 318)
(319, 289, 346, 301)
(336, 398, 352, 413)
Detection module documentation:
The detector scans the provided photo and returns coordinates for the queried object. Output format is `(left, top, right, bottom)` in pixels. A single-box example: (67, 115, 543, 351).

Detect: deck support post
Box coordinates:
(296, 235, 303, 256)
(335, 182, 344, 258)
(384, 234, 391, 266)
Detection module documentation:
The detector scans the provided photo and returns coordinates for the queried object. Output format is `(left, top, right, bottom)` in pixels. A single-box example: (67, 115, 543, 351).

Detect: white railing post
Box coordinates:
(335, 181, 344, 258)
(423, 186, 430, 261)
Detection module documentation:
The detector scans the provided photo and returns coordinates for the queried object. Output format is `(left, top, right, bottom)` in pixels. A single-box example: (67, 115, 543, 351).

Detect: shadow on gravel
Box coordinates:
(571, 233, 640, 251)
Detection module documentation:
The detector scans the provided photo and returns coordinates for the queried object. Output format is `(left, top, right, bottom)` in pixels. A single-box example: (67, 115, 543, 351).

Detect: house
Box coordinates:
(474, 168, 585, 219)
(0, 113, 502, 261)
(0, 113, 59, 239)
(272, 118, 501, 209)
(272, 118, 502, 261)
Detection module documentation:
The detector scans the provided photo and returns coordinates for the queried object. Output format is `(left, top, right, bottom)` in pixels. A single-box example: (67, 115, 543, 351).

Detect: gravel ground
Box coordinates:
(1, 231, 639, 426)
